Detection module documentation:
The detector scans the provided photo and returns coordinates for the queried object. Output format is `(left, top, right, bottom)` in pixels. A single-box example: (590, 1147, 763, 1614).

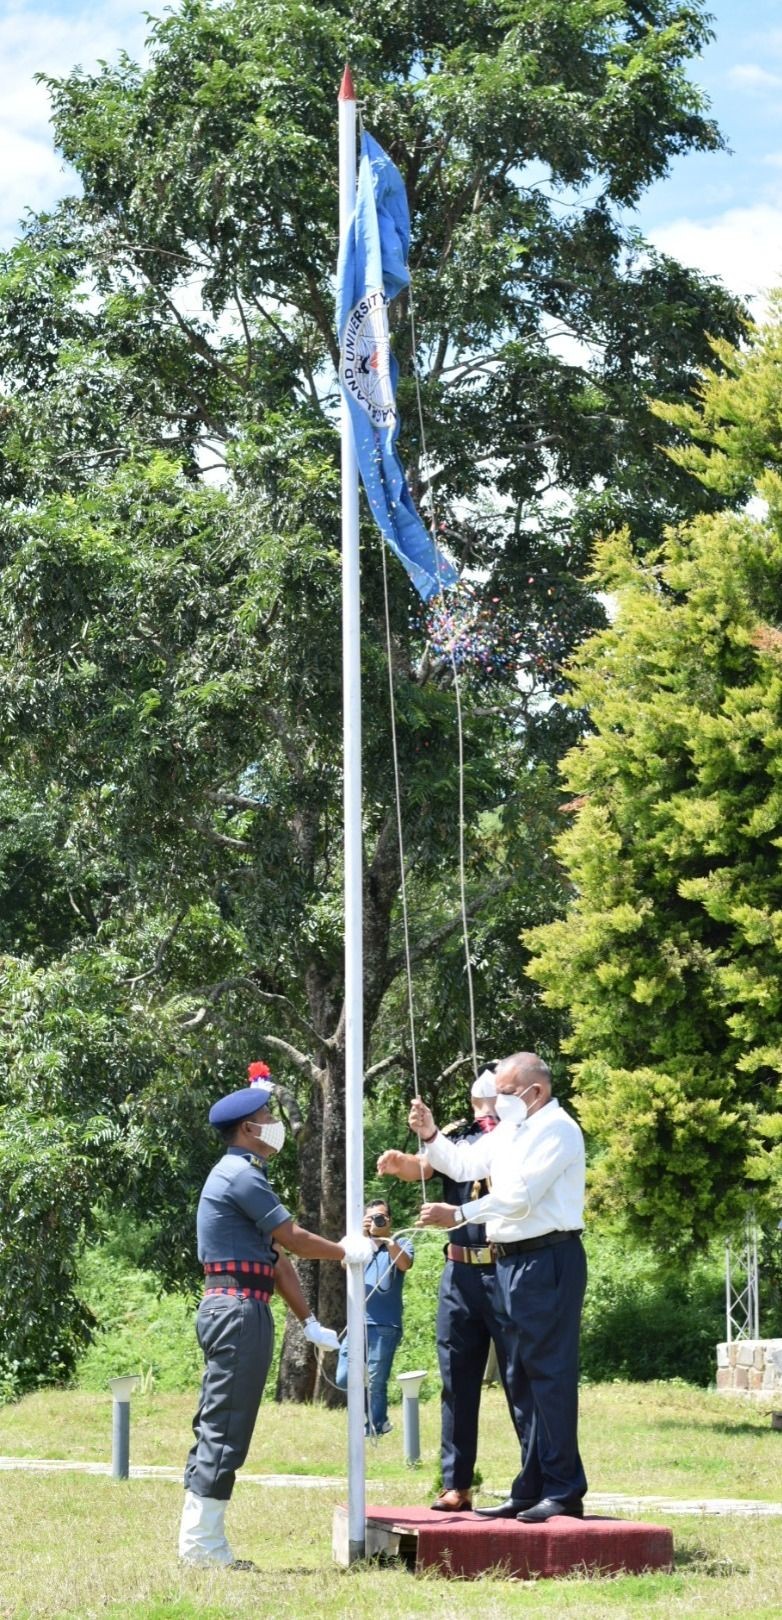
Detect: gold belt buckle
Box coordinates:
(471, 1246, 493, 1265)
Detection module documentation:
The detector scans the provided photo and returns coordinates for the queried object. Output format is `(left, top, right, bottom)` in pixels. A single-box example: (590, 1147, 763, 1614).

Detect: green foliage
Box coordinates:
(0, 0, 747, 1390)
(75, 1248, 202, 1394)
(68, 1220, 726, 1407)
(0, 1112, 95, 1400)
(581, 1233, 723, 1386)
(527, 310, 782, 1252)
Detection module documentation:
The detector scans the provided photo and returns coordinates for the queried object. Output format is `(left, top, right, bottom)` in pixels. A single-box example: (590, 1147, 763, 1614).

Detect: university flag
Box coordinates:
(336, 131, 458, 602)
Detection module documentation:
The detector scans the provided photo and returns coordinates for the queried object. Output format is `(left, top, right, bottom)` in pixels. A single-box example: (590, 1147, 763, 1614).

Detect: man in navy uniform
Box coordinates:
(411, 1051, 587, 1523)
(378, 1069, 523, 1510)
(179, 1065, 370, 1567)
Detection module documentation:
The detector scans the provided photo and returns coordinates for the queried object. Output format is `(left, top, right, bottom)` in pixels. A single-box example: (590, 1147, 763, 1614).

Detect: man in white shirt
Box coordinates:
(410, 1051, 587, 1523)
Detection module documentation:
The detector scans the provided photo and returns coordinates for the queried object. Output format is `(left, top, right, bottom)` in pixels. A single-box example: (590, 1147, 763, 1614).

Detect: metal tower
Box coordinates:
(725, 1209, 760, 1343)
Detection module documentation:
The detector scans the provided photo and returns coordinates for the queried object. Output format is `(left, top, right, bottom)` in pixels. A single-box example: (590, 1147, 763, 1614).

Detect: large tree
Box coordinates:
(527, 307, 782, 1254)
(0, 0, 745, 1395)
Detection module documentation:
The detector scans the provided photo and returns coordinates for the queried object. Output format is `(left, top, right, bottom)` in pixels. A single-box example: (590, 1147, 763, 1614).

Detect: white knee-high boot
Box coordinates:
(178, 1489, 235, 1565)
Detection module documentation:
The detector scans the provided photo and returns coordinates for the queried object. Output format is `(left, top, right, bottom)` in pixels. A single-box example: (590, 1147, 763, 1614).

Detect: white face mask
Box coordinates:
(494, 1085, 536, 1126)
(249, 1121, 286, 1156)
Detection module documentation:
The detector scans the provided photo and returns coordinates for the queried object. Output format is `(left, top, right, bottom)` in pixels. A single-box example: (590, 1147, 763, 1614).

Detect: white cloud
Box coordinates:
(727, 63, 782, 92)
(0, 1, 148, 245)
(650, 203, 782, 310)
(0, 127, 69, 237)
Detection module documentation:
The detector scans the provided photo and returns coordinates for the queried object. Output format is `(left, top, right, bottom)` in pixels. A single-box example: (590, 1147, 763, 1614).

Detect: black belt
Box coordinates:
(491, 1230, 581, 1258)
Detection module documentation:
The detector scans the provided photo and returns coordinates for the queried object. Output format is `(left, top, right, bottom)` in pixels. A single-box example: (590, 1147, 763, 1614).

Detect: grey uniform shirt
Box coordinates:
(196, 1148, 291, 1268)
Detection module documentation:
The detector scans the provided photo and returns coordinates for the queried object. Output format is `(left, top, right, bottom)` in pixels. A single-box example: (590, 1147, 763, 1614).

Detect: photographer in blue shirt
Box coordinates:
(335, 1197, 414, 1435)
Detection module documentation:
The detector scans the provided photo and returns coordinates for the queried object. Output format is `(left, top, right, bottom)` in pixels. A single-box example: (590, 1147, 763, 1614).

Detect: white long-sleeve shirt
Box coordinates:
(423, 1098, 585, 1243)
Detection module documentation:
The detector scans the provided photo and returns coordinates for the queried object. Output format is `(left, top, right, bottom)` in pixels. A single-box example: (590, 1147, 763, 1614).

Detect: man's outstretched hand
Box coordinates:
(377, 1150, 407, 1176)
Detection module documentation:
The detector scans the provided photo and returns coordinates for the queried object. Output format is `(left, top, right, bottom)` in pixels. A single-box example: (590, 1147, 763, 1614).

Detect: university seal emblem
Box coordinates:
(340, 288, 397, 429)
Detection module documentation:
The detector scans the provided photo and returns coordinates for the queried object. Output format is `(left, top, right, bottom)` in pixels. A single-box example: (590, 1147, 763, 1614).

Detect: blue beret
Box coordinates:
(209, 1086, 272, 1126)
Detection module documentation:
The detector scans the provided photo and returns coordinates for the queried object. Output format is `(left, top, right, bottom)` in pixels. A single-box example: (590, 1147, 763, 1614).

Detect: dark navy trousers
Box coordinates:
(436, 1260, 521, 1491)
(184, 1293, 274, 1501)
(494, 1234, 588, 1504)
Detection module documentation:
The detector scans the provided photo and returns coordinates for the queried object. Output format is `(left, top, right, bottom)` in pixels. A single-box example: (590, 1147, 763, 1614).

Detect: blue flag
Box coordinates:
(336, 132, 458, 602)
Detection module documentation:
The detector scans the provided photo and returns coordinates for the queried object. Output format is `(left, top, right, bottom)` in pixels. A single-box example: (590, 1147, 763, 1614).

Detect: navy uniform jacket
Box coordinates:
(196, 1147, 291, 1269)
(438, 1119, 495, 1247)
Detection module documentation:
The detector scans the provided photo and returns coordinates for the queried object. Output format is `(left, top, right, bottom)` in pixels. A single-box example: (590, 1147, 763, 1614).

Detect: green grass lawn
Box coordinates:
(1, 1381, 779, 1500)
(0, 1383, 780, 1619)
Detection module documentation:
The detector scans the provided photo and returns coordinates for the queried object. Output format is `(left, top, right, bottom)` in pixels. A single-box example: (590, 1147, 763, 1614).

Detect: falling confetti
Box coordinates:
(422, 582, 532, 680)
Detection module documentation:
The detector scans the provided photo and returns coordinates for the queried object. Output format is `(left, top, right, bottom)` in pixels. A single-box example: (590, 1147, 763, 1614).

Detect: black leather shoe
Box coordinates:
(473, 1497, 537, 1519)
(516, 1496, 584, 1523)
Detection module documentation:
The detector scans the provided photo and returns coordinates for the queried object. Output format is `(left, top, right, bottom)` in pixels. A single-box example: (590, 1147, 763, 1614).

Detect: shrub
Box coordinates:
(71, 1221, 728, 1399)
(581, 1231, 724, 1386)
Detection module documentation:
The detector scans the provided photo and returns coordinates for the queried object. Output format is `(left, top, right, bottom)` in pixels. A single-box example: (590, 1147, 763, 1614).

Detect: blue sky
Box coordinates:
(638, 0, 782, 304)
(1, 0, 782, 305)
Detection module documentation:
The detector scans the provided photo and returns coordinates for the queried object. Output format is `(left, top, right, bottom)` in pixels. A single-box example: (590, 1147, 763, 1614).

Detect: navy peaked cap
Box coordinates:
(209, 1086, 272, 1126)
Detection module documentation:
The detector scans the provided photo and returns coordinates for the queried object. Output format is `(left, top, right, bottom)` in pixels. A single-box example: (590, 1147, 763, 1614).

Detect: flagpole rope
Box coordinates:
(378, 521, 430, 1201)
(407, 285, 480, 1081)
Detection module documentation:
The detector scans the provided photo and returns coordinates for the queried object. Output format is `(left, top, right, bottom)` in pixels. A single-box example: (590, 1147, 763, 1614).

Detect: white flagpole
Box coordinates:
(338, 62, 366, 1564)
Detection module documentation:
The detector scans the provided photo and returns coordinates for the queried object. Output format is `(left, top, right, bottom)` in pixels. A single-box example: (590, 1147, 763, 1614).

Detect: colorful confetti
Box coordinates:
(423, 582, 532, 679)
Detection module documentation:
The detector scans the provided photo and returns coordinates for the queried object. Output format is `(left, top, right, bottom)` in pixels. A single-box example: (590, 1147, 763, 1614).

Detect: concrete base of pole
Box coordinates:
(331, 1506, 366, 1566)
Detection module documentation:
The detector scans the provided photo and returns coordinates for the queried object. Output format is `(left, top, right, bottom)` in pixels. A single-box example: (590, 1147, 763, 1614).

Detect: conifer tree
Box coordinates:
(528, 305, 782, 1251)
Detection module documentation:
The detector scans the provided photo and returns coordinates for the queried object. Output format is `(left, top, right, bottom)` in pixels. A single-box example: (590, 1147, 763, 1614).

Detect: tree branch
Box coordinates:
(67, 888, 99, 933)
(365, 1052, 407, 1082)
(178, 974, 322, 1051)
(431, 1051, 477, 1087)
(205, 790, 264, 811)
(232, 284, 254, 382)
(124, 908, 188, 987)
(246, 292, 325, 417)
(387, 876, 515, 978)
(180, 993, 322, 1083)
(137, 264, 246, 390)
(190, 818, 252, 852)
(262, 1033, 322, 1081)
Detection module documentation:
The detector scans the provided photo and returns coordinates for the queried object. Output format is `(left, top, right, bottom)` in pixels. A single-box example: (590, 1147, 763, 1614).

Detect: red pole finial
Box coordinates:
(339, 64, 356, 102)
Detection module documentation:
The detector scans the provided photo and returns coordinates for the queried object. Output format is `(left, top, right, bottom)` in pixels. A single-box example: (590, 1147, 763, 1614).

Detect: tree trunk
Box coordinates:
(275, 829, 399, 1402)
(275, 1078, 323, 1401)
(313, 1046, 348, 1404)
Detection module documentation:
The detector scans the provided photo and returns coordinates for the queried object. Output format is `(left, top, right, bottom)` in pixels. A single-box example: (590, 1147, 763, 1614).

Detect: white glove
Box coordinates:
(340, 1235, 375, 1266)
(303, 1315, 340, 1352)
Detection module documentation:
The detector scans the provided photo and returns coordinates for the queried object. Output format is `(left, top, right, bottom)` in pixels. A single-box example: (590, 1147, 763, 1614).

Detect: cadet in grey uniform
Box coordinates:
(179, 1072, 365, 1568)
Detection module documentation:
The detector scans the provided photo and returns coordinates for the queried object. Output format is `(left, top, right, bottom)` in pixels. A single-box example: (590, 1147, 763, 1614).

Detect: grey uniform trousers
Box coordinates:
(184, 1292, 274, 1501)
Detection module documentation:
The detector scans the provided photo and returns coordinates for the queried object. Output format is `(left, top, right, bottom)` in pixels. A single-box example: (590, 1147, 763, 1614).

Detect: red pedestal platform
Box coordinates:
(353, 1505, 674, 1580)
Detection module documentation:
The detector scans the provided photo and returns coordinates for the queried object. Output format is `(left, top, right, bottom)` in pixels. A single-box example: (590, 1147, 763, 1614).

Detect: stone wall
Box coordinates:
(716, 1339, 782, 1396)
